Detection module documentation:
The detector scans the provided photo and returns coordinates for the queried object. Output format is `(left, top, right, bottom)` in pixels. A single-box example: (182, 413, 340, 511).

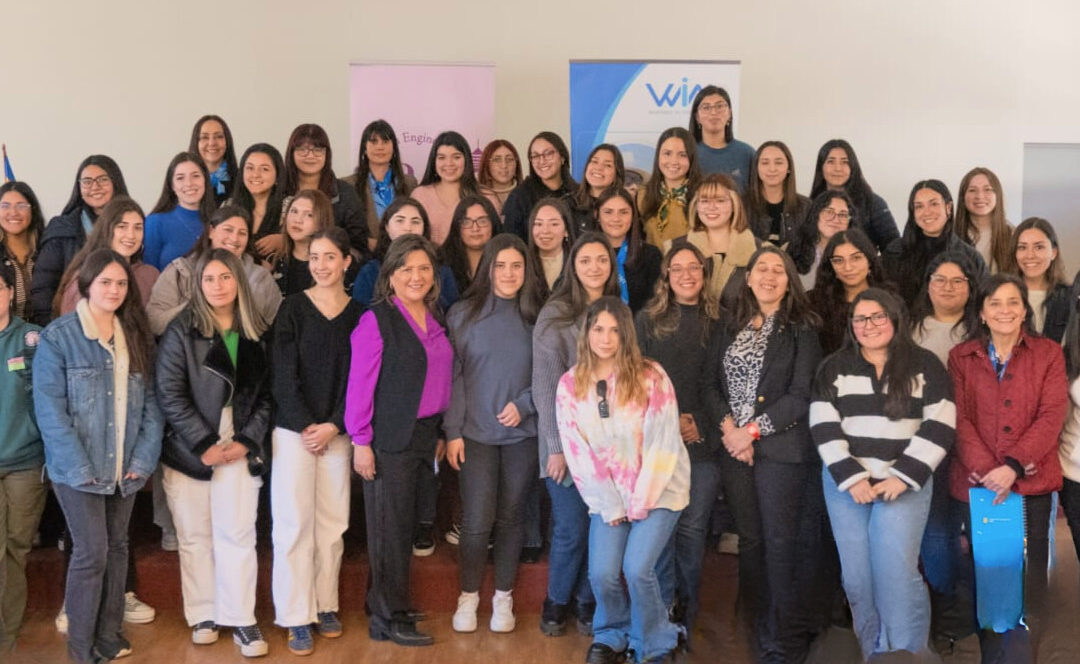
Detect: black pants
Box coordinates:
(1059, 478, 1080, 567)
(363, 417, 439, 625)
(458, 437, 538, 592)
(720, 453, 820, 664)
(955, 493, 1053, 664)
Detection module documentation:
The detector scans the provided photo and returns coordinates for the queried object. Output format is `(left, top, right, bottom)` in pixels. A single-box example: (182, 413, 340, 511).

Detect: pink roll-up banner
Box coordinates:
(348, 62, 496, 177)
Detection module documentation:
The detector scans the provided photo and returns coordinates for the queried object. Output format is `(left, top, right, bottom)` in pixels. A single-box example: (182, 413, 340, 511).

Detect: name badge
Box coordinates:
(7, 356, 26, 372)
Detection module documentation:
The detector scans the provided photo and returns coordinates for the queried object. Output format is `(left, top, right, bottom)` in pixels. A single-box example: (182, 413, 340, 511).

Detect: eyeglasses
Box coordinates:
(698, 102, 729, 114)
(461, 216, 491, 230)
(0, 202, 31, 212)
(529, 149, 557, 163)
(929, 275, 968, 289)
(79, 175, 112, 189)
(820, 208, 851, 222)
(669, 264, 704, 277)
(295, 146, 327, 157)
(829, 253, 866, 268)
(490, 155, 516, 165)
(851, 311, 890, 328)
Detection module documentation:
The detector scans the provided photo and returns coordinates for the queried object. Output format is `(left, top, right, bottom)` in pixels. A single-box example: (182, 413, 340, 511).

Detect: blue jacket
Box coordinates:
(32, 311, 164, 495)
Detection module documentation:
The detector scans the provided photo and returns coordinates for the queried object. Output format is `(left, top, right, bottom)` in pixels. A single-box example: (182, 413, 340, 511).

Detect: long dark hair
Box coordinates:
(955, 167, 1011, 271)
(188, 114, 238, 195)
(232, 143, 285, 237)
(76, 249, 154, 377)
(418, 131, 480, 196)
(442, 195, 503, 291)
(968, 272, 1036, 342)
(373, 197, 432, 261)
(731, 245, 821, 332)
(548, 232, 620, 324)
(189, 204, 252, 258)
(842, 288, 917, 419)
(283, 123, 336, 196)
(0, 181, 46, 251)
(460, 233, 545, 326)
(891, 179, 957, 303)
(809, 139, 877, 223)
(688, 85, 734, 144)
(353, 119, 413, 207)
(812, 228, 889, 304)
(1062, 272, 1080, 380)
(1005, 217, 1067, 291)
(571, 144, 625, 212)
(525, 131, 573, 186)
(595, 188, 647, 269)
(639, 128, 701, 222)
(910, 249, 982, 339)
(150, 152, 216, 221)
(61, 155, 129, 217)
(639, 240, 720, 345)
(789, 189, 858, 274)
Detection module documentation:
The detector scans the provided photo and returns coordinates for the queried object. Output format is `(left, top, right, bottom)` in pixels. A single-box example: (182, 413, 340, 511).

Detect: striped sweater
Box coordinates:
(810, 347, 955, 491)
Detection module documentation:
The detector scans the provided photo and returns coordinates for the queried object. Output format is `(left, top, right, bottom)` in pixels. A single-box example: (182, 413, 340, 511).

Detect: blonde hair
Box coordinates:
(688, 172, 747, 233)
(188, 249, 266, 340)
(572, 296, 649, 407)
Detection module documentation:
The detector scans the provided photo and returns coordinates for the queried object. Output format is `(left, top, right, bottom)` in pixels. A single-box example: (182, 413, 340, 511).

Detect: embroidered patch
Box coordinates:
(24, 331, 39, 348)
(7, 356, 25, 371)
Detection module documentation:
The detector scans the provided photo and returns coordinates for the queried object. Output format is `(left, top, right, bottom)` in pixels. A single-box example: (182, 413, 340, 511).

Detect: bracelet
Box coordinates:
(746, 421, 761, 440)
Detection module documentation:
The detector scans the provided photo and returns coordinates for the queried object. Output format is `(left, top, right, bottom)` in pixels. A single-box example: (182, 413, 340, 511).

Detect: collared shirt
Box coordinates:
(345, 297, 453, 446)
(76, 299, 129, 482)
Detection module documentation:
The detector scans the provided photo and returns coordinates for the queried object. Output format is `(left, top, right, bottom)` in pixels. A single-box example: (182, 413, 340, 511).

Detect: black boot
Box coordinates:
(585, 642, 626, 664)
(541, 596, 569, 636)
(575, 600, 596, 636)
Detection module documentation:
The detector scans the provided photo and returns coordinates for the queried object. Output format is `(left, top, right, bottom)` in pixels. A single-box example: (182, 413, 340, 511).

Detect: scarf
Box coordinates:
(656, 183, 688, 234)
(210, 161, 230, 196)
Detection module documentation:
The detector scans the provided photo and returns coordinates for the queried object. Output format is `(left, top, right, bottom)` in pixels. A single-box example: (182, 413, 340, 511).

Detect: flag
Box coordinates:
(2, 144, 13, 182)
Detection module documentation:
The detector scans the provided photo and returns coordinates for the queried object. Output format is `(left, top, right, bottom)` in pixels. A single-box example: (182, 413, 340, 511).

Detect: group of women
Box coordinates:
(1, 85, 1078, 664)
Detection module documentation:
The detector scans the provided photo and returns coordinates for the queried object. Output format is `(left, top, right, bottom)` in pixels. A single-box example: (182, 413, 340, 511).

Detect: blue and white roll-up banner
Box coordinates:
(569, 60, 741, 179)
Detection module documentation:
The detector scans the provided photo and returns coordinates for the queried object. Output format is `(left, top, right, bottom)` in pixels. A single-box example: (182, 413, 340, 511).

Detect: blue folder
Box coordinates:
(968, 487, 1025, 633)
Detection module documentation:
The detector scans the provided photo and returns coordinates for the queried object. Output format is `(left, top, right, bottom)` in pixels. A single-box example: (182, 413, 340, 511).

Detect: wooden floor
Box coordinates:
(9, 520, 1080, 663)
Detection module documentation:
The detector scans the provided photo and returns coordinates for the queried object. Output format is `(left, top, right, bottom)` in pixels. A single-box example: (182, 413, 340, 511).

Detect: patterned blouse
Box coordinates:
(555, 362, 691, 522)
(724, 315, 777, 436)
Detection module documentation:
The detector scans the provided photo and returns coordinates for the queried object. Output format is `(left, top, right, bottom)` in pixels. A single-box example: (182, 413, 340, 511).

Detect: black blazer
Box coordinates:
(1041, 282, 1070, 344)
(703, 319, 822, 464)
(626, 243, 662, 314)
(156, 311, 272, 480)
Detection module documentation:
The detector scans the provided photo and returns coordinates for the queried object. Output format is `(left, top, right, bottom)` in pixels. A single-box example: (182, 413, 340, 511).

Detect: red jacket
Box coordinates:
(948, 334, 1067, 501)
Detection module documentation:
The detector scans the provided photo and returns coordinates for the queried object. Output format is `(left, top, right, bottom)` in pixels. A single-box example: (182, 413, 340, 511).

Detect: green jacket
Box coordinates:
(0, 316, 43, 472)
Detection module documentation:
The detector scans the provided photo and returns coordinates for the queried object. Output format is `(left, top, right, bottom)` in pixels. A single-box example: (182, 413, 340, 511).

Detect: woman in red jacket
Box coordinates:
(948, 272, 1067, 663)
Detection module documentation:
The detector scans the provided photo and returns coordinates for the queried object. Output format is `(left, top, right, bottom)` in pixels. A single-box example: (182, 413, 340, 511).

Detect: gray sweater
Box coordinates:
(444, 295, 536, 445)
(532, 299, 582, 483)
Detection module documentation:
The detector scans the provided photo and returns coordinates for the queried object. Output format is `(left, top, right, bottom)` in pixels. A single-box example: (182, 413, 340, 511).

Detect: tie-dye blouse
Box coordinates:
(555, 362, 691, 522)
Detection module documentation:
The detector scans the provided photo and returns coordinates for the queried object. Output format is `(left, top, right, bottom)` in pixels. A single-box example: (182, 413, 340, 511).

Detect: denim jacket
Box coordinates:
(32, 309, 164, 495)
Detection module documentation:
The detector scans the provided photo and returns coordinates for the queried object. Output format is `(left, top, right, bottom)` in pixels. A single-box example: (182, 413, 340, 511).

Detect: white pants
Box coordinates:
(162, 408, 262, 627)
(271, 427, 351, 626)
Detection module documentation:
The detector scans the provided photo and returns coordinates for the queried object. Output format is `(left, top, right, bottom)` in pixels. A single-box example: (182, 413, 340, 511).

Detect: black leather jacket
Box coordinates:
(155, 310, 271, 480)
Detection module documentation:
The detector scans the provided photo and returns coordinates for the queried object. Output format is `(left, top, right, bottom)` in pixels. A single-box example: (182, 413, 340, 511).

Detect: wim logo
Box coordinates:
(645, 78, 703, 107)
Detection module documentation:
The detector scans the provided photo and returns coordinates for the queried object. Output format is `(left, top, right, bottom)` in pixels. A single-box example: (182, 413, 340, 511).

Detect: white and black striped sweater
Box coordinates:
(810, 347, 955, 491)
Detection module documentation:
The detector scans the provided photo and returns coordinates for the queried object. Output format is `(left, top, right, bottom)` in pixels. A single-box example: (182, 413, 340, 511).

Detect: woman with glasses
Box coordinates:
(638, 128, 701, 249)
(282, 124, 369, 257)
(808, 140, 898, 253)
(441, 196, 503, 295)
(705, 245, 823, 663)
(636, 241, 718, 642)
(786, 190, 855, 292)
(883, 180, 985, 306)
(955, 167, 1012, 273)
(949, 273, 1067, 662)
(503, 132, 577, 242)
(1005, 217, 1070, 343)
(31, 155, 128, 325)
(556, 296, 690, 664)
(809, 228, 891, 355)
(670, 172, 759, 308)
(811, 288, 954, 660)
(477, 140, 522, 213)
(688, 86, 755, 192)
(0, 182, 46, 322)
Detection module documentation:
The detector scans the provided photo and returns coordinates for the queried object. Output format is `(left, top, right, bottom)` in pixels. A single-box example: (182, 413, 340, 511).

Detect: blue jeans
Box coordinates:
(656, 459, 721, 633)
(823, 468, 933, 659)
(920, 457, 955, 594)
(545, 478, 593, 607)
(589, 509, 682, 660)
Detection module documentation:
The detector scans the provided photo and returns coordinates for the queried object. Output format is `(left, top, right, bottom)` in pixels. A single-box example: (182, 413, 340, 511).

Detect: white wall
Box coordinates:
(5, 0, 1079, 236)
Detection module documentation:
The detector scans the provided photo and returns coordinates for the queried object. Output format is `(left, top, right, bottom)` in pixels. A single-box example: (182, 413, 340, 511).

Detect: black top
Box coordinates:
(371, 301, 430, 453)
(883, 233, 986, 306)
(502, 176, 577, 241)
(703, 319, 823, 464)
(626, 243, 663, 313)
(747, 194, 809, 246)
(272, 254, 361, 298)
(29, 209, 88, 325)
(329, 178, 370, 261)
(272, 294, 363, 433)
(1040, 282, 1070, 344)
(635, 304, 716, 461)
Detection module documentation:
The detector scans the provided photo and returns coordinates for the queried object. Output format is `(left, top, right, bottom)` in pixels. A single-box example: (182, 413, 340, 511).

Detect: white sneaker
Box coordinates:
(233, 625, 268, 657)
(55, 604, 68, 634)
(490, 591, 516, 633)
(191, 621, 219, 645)
(161, 531, 179, 552)
(123, 592, 156, 624)
(452, 592, 479, 632)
